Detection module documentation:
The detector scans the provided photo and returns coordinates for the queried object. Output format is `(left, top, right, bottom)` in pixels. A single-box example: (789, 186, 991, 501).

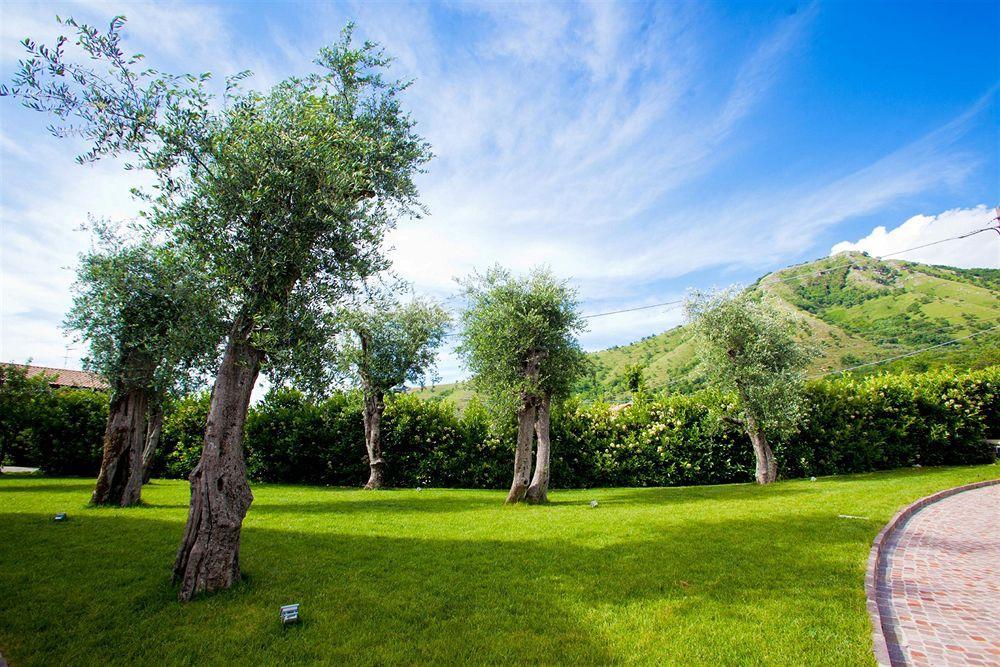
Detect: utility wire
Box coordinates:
(590, 323, 1000, 403)
(570, 223, 1000, 321)
(438, 221, 999, 338)
(811, 324, 1000, 379)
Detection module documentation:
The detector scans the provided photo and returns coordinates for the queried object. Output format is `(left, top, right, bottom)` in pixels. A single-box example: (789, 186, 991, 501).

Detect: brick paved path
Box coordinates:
(879, 484, 1000, 666)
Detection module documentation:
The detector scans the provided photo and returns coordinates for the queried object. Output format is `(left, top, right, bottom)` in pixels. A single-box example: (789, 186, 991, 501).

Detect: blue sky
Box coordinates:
(1, 0, 997, 385)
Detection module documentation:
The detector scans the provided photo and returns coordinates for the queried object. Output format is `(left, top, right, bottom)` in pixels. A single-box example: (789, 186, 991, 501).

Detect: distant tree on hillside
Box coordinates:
(685, 288, 810, 484)
(621, 363, 647, 397)
(330, 295, 450, 489)
(458, 267, 588, 503)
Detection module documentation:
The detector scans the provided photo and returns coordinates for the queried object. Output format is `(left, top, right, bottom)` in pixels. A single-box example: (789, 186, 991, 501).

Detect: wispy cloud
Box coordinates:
(1, 1, 995, 383)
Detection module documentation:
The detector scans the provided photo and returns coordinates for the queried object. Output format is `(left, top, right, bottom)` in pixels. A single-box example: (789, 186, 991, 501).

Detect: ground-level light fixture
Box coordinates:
(280, 604, 300, 624)
(53, 513, 67, 522)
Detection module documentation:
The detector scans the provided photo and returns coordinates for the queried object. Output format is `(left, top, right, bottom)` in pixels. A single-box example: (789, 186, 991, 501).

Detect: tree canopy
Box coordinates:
(65, 222, 222, 398)
(332, 296, 451, 396)
(5, 19, 432, 368)
(685, 288, 810, 436)
(457, 266, 588, 411)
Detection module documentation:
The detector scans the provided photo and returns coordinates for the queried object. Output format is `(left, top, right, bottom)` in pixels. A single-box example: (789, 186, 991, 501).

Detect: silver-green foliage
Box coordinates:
(5, 18, 432, 374)
(685, 288, 810, 438)
(458, 266, 588, 411)
(333, 297, 451, 395)
(63, 222, 222, 398)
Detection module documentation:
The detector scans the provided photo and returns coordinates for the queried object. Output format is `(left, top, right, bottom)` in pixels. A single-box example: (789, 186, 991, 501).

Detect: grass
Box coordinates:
(1, 464, 997, 665)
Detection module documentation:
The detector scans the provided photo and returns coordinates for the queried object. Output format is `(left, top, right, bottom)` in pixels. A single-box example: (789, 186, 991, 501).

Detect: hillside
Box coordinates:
(414, 253, 1000, 405)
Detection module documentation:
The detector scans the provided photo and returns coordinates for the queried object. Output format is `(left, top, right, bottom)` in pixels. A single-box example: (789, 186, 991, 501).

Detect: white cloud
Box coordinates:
(831, 205, 999, 269)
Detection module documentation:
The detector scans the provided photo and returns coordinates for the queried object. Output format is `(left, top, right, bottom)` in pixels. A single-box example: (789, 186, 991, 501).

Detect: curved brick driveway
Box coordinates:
(877, 483, 1000, 665)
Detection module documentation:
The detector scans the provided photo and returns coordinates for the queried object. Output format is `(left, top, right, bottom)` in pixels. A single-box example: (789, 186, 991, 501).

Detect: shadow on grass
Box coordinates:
(251, 492, 504, 515)
(0, 505, 876, 665)
(0, 481, 96, 494)
(577, 483, 809, 507)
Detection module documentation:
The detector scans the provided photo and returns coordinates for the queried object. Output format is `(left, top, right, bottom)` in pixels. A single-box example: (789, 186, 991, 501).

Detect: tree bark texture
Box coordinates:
(745, 413, 777, 484)
(141, 401, 164, 484)
(507, 353, 542, 504)
(362, 391, 386, 490)
(91, 386, 149, 506)
(526, 394, 552, 504)
(173, 328, 262, 601)
(506, 401, 536, 503)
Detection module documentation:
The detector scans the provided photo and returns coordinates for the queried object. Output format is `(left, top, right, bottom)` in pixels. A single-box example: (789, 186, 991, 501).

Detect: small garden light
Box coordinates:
(280, 604, 300, 625)
(53, 513, 67, 522)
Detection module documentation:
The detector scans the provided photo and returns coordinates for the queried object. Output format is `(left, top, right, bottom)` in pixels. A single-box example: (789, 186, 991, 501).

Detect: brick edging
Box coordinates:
(865, 478, 1000, 666)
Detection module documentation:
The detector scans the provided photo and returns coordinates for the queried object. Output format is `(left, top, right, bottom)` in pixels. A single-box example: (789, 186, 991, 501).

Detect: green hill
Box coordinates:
(414, 253, 1000, 405)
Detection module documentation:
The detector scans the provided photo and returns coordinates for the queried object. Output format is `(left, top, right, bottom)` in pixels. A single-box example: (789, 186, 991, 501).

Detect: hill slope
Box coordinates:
(415, 253, 1000, 405)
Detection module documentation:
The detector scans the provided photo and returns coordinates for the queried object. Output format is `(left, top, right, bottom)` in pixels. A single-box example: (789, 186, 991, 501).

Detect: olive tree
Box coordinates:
(65, 223, 221, 506)
(458, 267, 587, 503)
(6, 18, 430, 599)
(685, 288, 810, 484)
(331, 296, 450, 489)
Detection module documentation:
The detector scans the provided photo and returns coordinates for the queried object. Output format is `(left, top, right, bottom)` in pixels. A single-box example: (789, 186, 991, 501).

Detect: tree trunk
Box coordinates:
(506, 401, 536, 503)
(745, 413, 777, 484)
(141, 401, 164, 484)
(92, 386, 149, 506)
(173, 326, 261, 601)
(363, 391, 386, 490)
(526, 395, 552, 504)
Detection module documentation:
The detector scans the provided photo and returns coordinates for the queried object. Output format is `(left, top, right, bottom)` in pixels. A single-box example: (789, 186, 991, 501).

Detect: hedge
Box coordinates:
(3, 365, 997, 486)
(0, 365, 108, 475)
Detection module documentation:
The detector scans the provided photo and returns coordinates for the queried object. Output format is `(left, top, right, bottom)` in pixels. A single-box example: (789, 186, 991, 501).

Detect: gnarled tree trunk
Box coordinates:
(506, 400, 536, 503)
(507, 353, 542, 504)
(745, 413, 777, 484)
(173, 325, 262, 601)
(92, 386, 149, 506)
(526, 394, 551, 504)
(362, 390, 386, 489)
(141, 401, 164, 484)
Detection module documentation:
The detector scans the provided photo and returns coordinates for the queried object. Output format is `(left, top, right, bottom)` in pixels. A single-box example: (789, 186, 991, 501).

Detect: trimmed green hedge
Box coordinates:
(4, 365, 997, 486)
(0, 365, 108, 475)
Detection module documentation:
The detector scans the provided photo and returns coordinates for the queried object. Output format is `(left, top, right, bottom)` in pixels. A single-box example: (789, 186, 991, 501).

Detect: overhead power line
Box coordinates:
(439, 219, 999, 338)
(813, 324, 1000, 379)
(576, 222, 1000, 321)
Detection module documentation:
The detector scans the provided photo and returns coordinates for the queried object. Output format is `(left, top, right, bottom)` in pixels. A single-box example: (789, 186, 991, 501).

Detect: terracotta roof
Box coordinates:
(8, 364, 109, 390)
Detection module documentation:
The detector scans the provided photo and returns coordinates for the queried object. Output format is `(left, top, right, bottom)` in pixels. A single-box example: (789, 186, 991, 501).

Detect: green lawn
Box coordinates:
(1, 465, 997, 665)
